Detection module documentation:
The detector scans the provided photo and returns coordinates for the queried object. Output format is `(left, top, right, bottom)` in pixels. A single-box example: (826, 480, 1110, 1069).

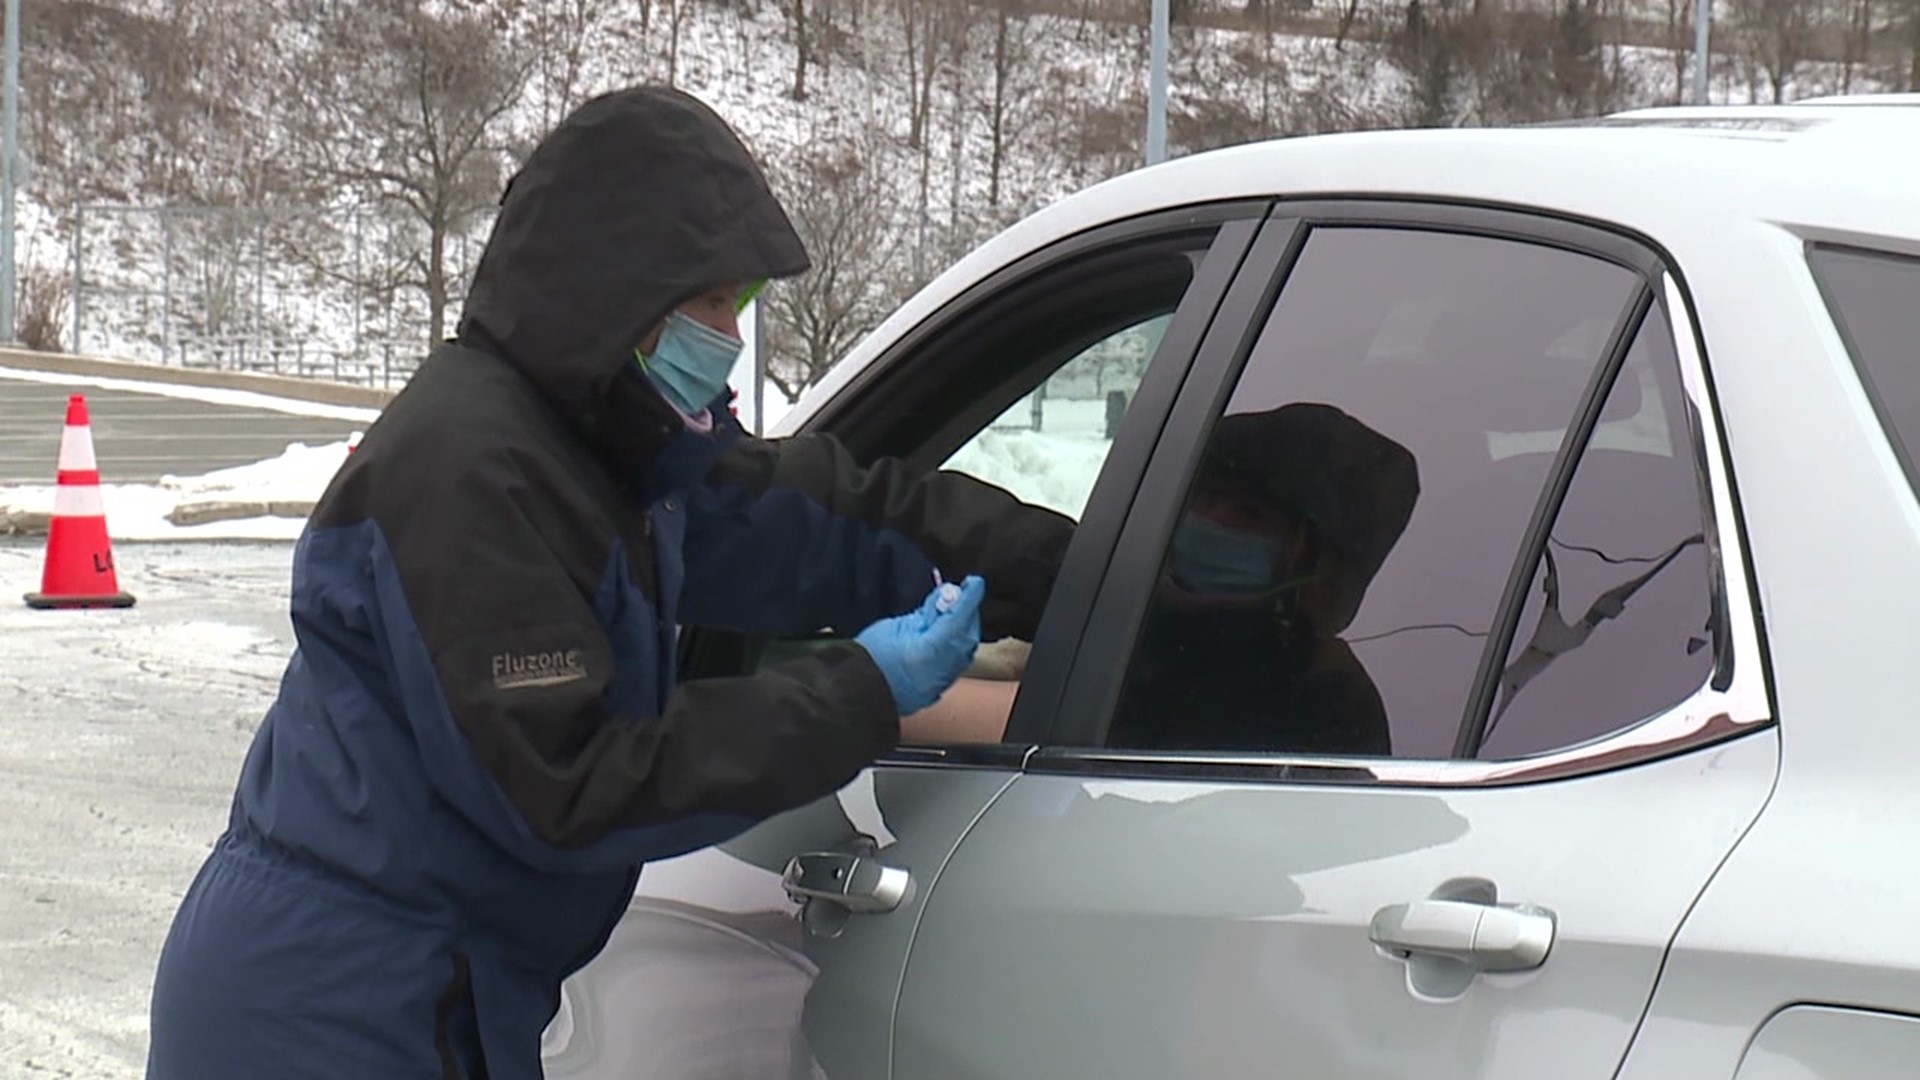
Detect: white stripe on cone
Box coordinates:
(58, 424, 98, 472)
(53, 483, 106, 517)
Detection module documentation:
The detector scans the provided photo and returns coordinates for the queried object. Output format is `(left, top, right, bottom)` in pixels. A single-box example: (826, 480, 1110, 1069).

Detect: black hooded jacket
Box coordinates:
(233, 86, 1074, 942)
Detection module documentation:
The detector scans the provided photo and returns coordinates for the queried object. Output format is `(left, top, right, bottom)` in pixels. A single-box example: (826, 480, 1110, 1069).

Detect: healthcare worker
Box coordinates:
(147, 85, 1075, 1079)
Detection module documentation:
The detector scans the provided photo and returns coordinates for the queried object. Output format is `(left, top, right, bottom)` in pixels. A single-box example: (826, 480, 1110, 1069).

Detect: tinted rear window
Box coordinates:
(1809, 245, 1920, 482)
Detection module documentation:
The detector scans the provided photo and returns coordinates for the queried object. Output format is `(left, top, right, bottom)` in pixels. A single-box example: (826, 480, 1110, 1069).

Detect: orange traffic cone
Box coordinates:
(24, 394, 135, 610)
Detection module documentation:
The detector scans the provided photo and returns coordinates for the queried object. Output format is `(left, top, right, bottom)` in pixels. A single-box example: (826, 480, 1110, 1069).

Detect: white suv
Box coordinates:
(543, 98, 1920, 1080)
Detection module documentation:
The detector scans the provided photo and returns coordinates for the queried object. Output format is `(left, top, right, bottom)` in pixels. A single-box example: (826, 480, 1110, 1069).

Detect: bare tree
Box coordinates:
(1253, 0, 1284, 127)
(1391, 0, 1475, 127)
(666, 0, 690, 84)
(179, 210, 257, 342)
(282, 0, 531, 347)
(761, 150, 904, 400)
(15, 264, 70, 353)
(22, 0, 304, 208)
(505, 0, 607, 132)
(790, 0, 813, 99)
(1549, 0, 1610, 117)
(1393, 0, 1634, 127)
(1335, 0, 1370, 50)
(1841, 0, 1875, 91)
(900, 0, 956, 149)
(985, 0, 1038, 207)
(1661, 0, 1696, 102)
(1902, 0, 1920, 89)
(1733, 0, 1817, 102)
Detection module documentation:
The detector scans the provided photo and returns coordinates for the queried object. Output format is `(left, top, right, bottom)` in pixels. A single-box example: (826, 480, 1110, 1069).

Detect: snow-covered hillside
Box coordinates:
(10, 0, 1912, 394)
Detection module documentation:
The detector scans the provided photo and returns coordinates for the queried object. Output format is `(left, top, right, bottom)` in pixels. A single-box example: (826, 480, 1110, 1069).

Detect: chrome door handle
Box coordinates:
(1369, 898, 1555, 972)
(782, 851, 911, 914)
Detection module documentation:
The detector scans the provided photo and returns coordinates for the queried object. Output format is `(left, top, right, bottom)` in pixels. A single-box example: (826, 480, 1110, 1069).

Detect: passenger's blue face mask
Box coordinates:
(637, 311, 742, 415)
(1170, 512, 1278, 595)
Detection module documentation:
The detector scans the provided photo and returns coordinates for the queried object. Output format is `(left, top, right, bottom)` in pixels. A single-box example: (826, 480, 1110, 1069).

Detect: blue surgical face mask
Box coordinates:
(637, 311, 743, 415)
(1170, 512, 1278, 595)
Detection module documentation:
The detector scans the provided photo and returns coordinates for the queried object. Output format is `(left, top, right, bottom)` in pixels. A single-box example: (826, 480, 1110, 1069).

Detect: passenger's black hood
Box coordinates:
(457, 86, 810, 474)
(1204, 403, 1420, 635)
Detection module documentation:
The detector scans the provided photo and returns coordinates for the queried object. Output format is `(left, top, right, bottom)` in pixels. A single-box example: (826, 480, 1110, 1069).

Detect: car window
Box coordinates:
(1808, 245, 1920, 489)
(1107, 226, 1643, 758)
(942, 315, 1170, 519)
(732, 225, 1228, 746)
(1478, 305, 1715, 759)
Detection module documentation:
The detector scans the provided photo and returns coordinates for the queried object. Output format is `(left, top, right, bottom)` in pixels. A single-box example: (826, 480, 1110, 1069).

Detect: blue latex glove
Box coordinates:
(854, 576, 987, 715)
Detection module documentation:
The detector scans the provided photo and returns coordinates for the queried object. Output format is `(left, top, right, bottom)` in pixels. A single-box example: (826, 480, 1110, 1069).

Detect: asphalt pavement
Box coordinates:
(0, 540, 295, 1078)
(0, 379, 365, 484)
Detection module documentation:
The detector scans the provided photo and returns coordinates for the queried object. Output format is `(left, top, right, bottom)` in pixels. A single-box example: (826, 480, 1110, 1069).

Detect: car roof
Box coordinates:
(1790, 91, 1920, 107)
(1030, 99, 1920, 257)
(778, 100, 1920, 434)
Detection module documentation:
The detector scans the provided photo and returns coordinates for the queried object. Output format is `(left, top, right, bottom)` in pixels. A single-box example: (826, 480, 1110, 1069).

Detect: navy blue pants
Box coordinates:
(148, 831, 499, 1079)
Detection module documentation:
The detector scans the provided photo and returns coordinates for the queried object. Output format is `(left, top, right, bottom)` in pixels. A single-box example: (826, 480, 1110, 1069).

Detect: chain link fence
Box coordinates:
(70, 203, 485, 390)
(66, 197, 1035, 395)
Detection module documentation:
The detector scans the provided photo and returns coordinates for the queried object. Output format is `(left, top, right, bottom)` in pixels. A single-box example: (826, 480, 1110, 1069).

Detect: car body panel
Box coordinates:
(542, 767, 1018, 1079)
(892, 707, 1778, 1079)
(1612, 171, 1920, 1076)
(1732, 1006, 1920, 1080)
(541, 205, 1263, 1080)
(540, 101, 1920, 1078)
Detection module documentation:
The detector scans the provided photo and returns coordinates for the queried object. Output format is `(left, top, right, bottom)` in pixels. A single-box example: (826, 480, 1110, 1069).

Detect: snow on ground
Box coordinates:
(0, 395, 1115, 544)
(0, 541, 296, 1080)
(0, 345, 1116, 544)
(0, 362, 370, 540)
(0, 398, 1105, 1076)
(0, 365, 383, 424)
(0, 377, 1113, 1078)
(0, 342, 806, 541)
(949, 397, 1116, 520)
(0, 349, 799, 540)
(3, 440, 356, 542)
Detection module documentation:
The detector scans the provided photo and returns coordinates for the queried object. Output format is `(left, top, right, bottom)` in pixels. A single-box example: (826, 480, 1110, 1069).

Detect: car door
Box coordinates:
(541, 205, 1271, 1079)
(890, 205, 1779, 1079)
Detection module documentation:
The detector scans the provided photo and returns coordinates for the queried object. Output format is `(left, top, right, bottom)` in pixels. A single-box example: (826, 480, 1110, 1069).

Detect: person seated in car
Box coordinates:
(1113, 402, 1418, 754)
(901, 637, 1029, 742)
(911, 403, 1418, 755)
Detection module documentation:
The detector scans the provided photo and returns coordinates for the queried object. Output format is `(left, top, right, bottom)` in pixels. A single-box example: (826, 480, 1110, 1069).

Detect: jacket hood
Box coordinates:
(1203, 403, 1420, 635)
(457, 86, 809, 474)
